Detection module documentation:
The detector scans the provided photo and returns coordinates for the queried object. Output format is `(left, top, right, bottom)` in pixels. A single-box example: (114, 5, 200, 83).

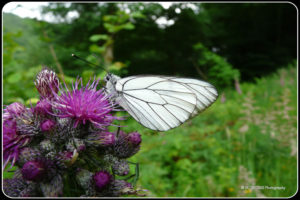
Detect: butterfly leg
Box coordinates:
(126, 161, 139, 186)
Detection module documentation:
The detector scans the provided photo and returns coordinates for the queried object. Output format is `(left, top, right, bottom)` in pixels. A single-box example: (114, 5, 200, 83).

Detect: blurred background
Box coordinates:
(2, 2, 297, 197)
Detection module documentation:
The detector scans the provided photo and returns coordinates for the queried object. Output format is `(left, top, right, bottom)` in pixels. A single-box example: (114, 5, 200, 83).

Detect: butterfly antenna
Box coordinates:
(71, 54, 108, 73)
(92, 53, 104, 64)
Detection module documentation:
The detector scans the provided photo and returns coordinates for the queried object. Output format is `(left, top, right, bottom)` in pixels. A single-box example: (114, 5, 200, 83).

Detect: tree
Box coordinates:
(199, 3, 297, 80)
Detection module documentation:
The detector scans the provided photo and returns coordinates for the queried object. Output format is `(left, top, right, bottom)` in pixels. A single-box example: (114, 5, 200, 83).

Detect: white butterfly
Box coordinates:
(104, 73, 218, 132)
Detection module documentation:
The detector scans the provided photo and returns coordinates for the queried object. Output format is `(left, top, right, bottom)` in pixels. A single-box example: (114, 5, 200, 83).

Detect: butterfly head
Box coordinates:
(104, 73, 121, 99)
(104, 73, 120, 85)
(104, 73, 112, 82)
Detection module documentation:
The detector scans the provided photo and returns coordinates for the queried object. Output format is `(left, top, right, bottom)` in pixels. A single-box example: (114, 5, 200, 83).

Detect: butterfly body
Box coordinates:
(104, 73, 218, 131)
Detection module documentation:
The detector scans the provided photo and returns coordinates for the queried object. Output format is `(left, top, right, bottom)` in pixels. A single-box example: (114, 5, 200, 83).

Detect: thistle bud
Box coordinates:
(114, 131, 142, 158)
(78, 144, 86, 152)
(3, 178, 28, 197)
(3, 117, 17, 136)
(34, 67, 59, 99)
(128, 132, 142, 146)
(15, 108, 40, 136)
(57, 150, 78, 168)
(4, 102, 26, 118)
(76, 169, 93, 190)
(101, 132, 115, 146)
(110, 180, 133, 196)
(40, 175, 63, 197)
(66, 138, 86, 152)
(39, 139, 55, 152)
(18, 147, 41, 166)
(21, 160, 46, 182)
(86, 132, 115, 147)
(93, 170, 112, 191)
(34, 99, 52, 116)
(112, 159, 130, 176)
(40, 119, 56, 132)
(19, 184, 38, 197)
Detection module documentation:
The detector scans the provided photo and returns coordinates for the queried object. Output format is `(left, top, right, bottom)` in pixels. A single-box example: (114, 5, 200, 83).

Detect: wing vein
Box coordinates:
(123, 92, 166, 106)
(163, 104, 183, 124)
(148, 103, 171, 129)
(158, 94, 193, 116)
(117, 97, 140, 122)
(123, 94, 162, 130)
(185, 84, 213, 104)
(153, 91, 194, 107)
(204, 87, 218, 98)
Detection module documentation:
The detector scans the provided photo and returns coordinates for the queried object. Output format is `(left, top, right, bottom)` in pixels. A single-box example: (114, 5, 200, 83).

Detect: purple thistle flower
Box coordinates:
(3, 102, 36, 169)
(4, 102, 26, 118)
(50, 77, 118, 129)
(40, 119, 56, 131)
(93, 170, 112, 191)
(3, 118, 31, 169)
(3, 68, 143, 197)
(34, 67, 59, 99)
(34, 99, 52, 116)
(21, 160, 46, 182)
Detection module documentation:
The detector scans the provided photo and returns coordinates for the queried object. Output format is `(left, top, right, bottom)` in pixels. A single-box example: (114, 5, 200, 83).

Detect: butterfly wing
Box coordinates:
(169, 77, 218, 116)
(114, 76, 218, 131)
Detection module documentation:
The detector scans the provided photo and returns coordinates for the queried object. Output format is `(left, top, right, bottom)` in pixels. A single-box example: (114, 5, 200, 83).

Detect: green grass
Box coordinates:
(121, 63, 297, 197)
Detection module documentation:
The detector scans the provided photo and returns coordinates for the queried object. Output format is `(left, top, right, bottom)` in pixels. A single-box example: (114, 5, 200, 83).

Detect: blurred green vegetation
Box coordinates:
(125, 64, 297, 197)
(3, 3, 297, 105)
(2, 2, 297, 197)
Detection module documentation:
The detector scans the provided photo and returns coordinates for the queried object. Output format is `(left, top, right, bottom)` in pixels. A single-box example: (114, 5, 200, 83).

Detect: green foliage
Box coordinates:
(3, 3, 296, 99)
(3, 14, 59, 105)
(102, 10, 136, 33)
(3, 14, 54, 68)
(3, 165, 18, 179)
(121, 62, 297, 197)
(3, 27, 24, 66)
(3, 22, 43, 105)
(90, 34, 109, 42)
(199, 3, 297, 80)
(3, 64, 42, 105)
(87, 8, 144, 79)
(193, 42, 240, 88)
(113, 3, 296, 81)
